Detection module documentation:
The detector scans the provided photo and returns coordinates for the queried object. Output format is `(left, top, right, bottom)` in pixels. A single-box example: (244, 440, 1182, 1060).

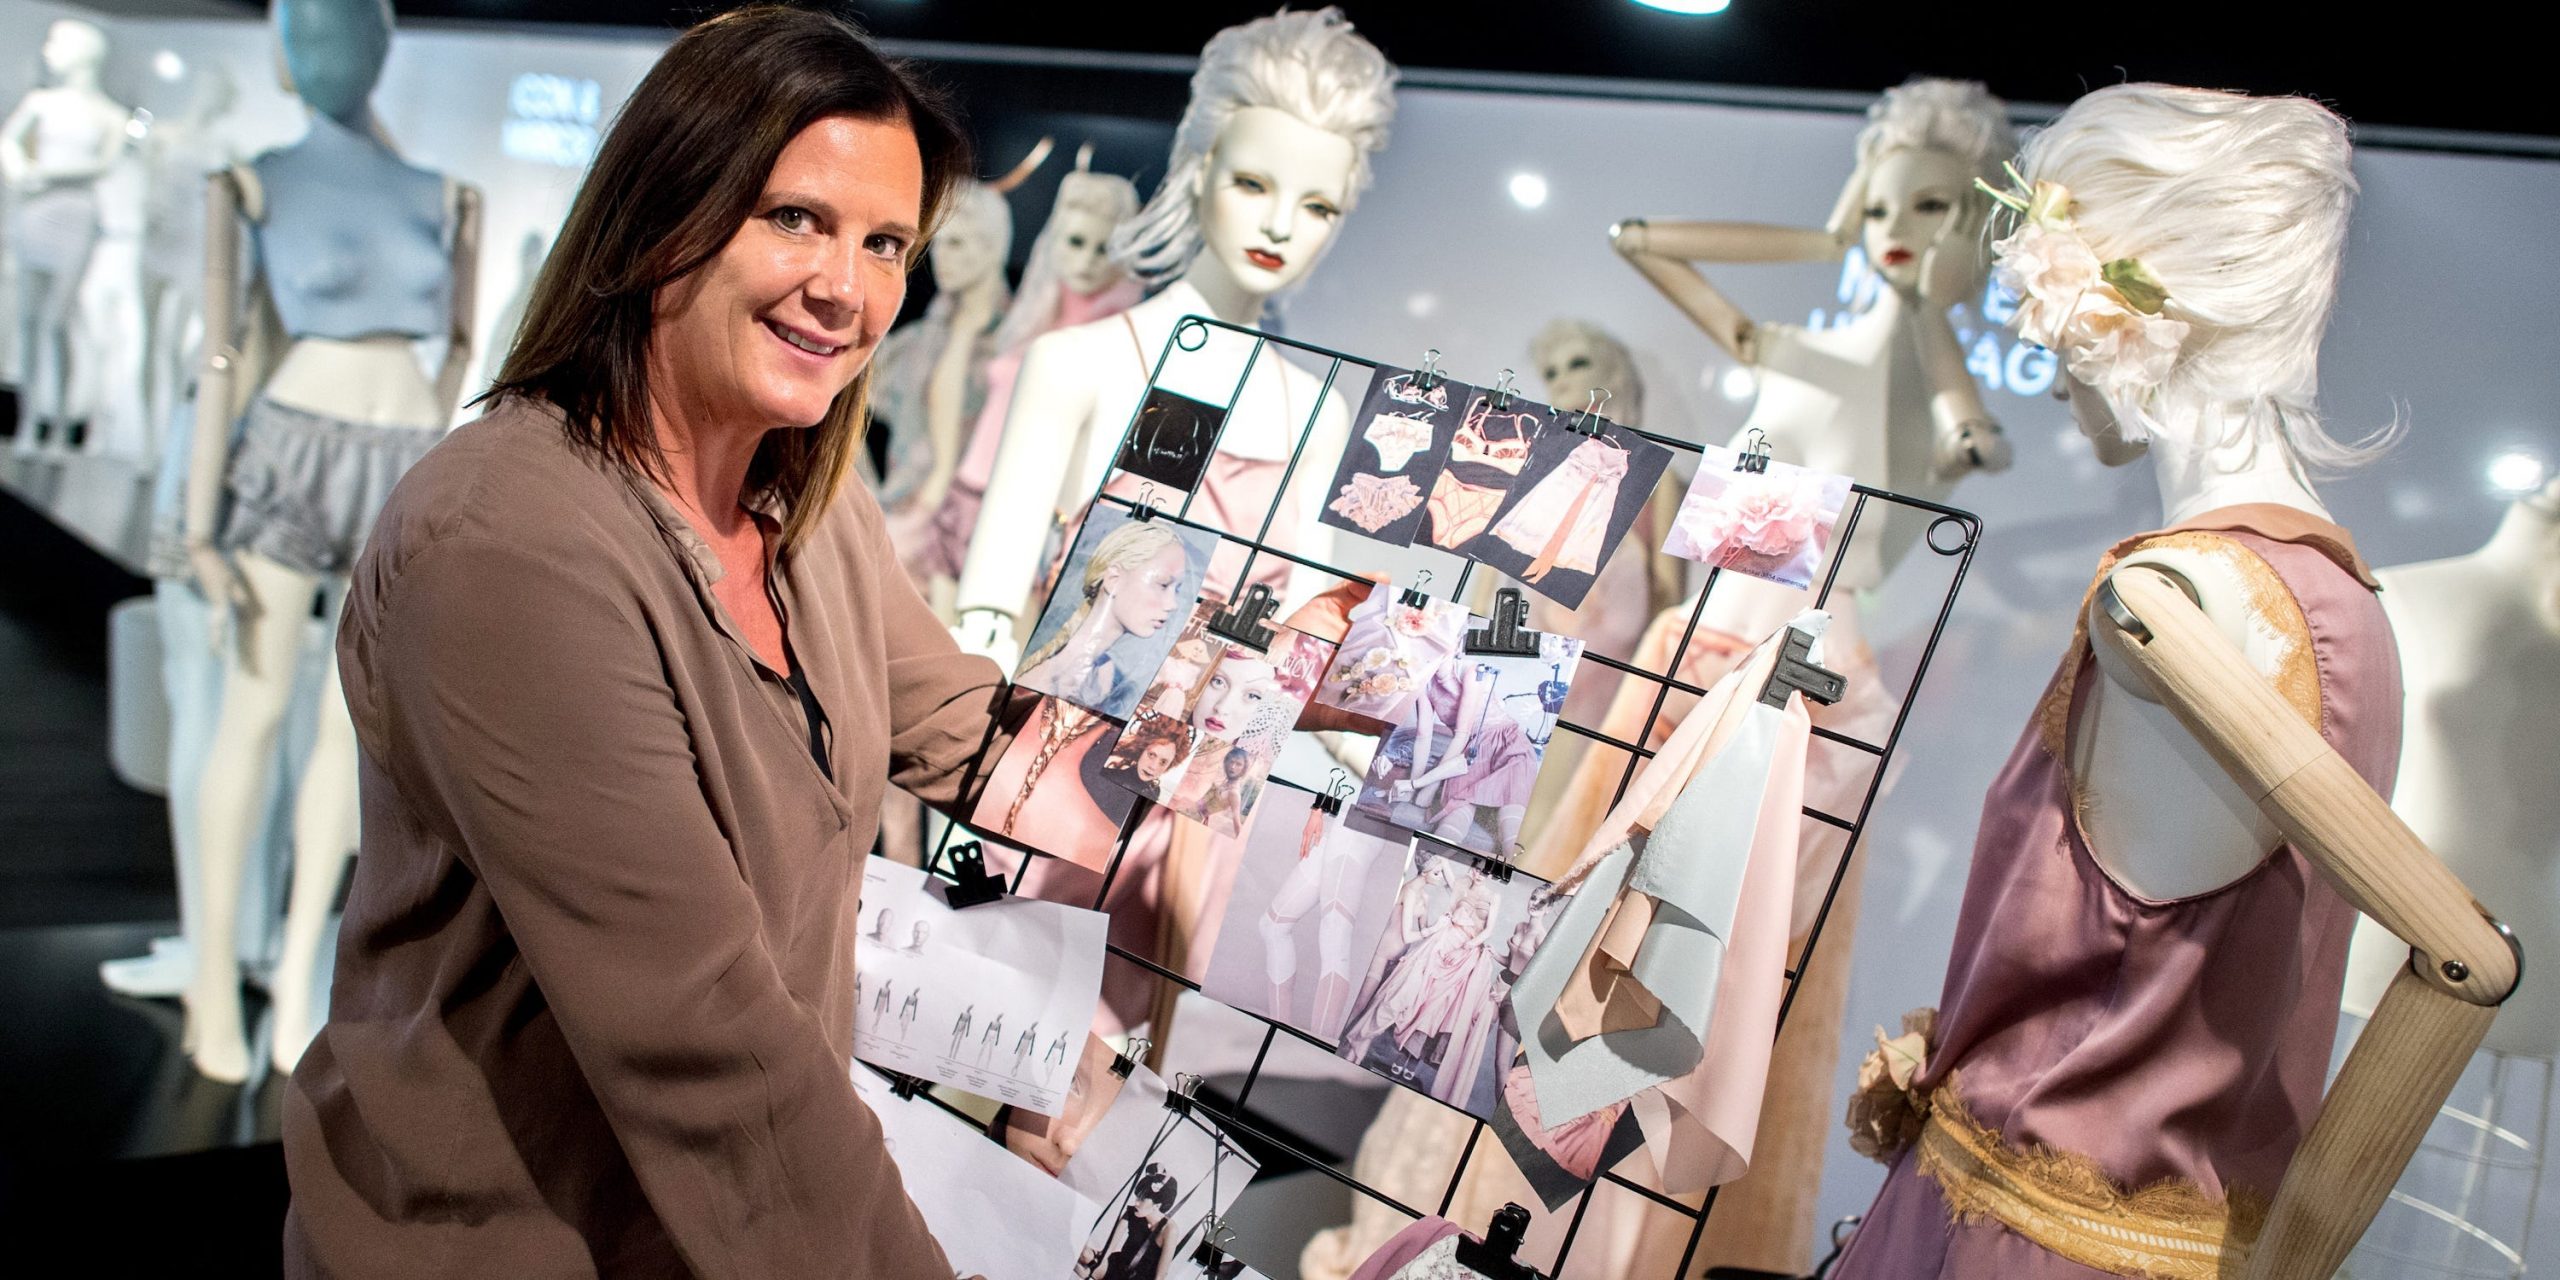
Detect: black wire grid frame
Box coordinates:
(889, 314, 1984, 1278)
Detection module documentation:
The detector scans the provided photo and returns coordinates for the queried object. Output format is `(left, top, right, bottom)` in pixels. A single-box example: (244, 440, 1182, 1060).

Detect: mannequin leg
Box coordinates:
(269, 642, 359, 1074)
(183, 551, 321, 1083)
(102, 581, 221, 996)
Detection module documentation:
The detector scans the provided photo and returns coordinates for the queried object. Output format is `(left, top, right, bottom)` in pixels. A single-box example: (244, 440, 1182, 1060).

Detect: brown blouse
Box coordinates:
(282, 396, 1020, 1277)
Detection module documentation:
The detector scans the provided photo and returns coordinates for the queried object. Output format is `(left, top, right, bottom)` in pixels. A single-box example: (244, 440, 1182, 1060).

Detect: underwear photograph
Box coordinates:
(1317, 363, 1476, 547)
(1419, 392, 1549, 558)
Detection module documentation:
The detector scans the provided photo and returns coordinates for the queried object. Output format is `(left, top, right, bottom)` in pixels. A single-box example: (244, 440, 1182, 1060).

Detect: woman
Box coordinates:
(1100, 712, 1194, 792)
(1018, 518, 1192, 714)
(281, 10, 1001, 1276)
(1338, 862, 1502, 1100)
(1389, 659, 1538, 857)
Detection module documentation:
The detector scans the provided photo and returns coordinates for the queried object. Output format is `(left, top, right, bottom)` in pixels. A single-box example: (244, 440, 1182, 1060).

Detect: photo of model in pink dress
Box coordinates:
(1354, 632, 1583, 860)
(1332, 844, 1544, 1117)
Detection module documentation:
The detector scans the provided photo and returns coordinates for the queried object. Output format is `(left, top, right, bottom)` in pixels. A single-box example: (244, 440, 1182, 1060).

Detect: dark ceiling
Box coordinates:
(247, 1, 2558, 145)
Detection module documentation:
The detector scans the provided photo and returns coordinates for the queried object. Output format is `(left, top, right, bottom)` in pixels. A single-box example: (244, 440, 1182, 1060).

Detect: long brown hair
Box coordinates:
(488, 4, 970, 549)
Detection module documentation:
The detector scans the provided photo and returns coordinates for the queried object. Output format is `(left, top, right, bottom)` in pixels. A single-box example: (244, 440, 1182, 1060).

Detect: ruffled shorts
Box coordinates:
(219, 396, 440, 576)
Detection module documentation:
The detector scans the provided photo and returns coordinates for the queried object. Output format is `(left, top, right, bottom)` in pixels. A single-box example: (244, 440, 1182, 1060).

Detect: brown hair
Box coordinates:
(488, 4, 970, 549)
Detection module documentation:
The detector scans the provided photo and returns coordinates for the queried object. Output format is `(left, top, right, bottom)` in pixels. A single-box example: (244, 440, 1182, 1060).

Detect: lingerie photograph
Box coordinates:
(1662, 443, 1854, 591)
(1317, 363, 1475, 547)
(1111, 619, 1331, 838)
(1017, 505, 1217, 721)
(1332, 845, 1545, 1119)
(971, 694, 1141, 873)
(1417, 391, 1550, 557)
(1202, 793, 1417, 1048)
(1312, 581, 1472, 723)
(1463, 418, 1675, 610)
(1355, 633, 1584, 861)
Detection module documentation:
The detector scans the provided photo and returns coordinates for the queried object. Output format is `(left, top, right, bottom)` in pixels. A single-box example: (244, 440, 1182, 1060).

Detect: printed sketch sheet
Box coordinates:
(853, 858, 1107, 1117)
(852, 1067, 1096, 1280)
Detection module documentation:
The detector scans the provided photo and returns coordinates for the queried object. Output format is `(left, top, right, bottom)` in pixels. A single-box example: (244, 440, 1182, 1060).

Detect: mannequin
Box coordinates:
(916, 154, 1142, 610)
(75, 134, 149, 456)
(178, 0, 480, 1083)
(872, 178, 1011, 554)
(951, 7, 1395, 664)
(142, 63, 249, 453)
(2, 19, 131, 445)
(2334, 479, 2559, 1273)
(1834, 85, 2511, 1280)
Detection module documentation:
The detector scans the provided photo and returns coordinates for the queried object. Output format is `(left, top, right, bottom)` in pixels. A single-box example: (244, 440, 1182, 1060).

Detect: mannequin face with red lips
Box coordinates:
(1194, 105, 1357, 299)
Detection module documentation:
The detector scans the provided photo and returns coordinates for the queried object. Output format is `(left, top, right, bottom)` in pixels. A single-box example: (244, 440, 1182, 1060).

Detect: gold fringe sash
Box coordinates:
(1914, 1082, 2264, 1279)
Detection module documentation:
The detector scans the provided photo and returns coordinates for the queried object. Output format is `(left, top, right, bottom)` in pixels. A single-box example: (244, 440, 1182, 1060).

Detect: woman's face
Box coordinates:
(1859, 146, 1974, 293)
(1192, 655, 1281, 740)
(1136, 740, 1179, 783)
(1102, 543, 1189, 637)
(1223, 750, 1249, 781)
(1050, 205, 1124, 296)
(648, 114, 923, 433)
(1195, 105, 1356, 298)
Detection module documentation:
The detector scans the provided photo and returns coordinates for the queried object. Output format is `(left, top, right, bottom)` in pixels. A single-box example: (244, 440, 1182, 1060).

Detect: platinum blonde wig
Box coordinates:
(2019, 83, 2387, 470)
(1847, 78, 2018, 297)
(992, 166, 1140, 354)
(1108, 7, 1397, 281)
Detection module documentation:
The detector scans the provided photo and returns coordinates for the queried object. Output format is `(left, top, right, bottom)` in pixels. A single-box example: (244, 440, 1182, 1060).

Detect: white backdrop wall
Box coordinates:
(8, 7, 2557, 1271)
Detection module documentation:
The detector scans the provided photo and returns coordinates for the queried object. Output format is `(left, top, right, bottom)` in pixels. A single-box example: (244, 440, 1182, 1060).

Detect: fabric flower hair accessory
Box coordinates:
(1978, 167, 2190, 403)
(1845, 1006, 1938, 1164)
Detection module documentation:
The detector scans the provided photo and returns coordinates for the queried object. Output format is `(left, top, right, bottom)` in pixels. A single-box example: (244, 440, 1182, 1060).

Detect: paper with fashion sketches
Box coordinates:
(1202, 795, 1414, 1048)
(1333, 843, 1548, 1117)
(1354, 632, 1582, 860)
(852, 858, 1107, 1117)
(1066, 1058, 1260, 1280)
(1017, 504, 1217, 720)
(853, 1066, 1097, 1280)
(1467, 418, 1673, 611)
(1507, 617, 1818, 1191)
(1662, 445, 1852, 591)
(1312, 581, 1471, 723)
(1317, 364, 1473, 547)
(1107, 614, 1330, 838)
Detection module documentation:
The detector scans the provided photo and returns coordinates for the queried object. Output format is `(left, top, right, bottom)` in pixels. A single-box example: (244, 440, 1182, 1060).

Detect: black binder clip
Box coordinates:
(1759, 624, 1847, 710)
(1414, 347, 1444, 393)
(1109, 1036, 1152, 1080)
(1400, 569, 1434, 610)
(1454, 1203, 1543, 1280)
(1488, 368, 1519, 412)
(940, 841, 1007, 909)
(1313, 769, 1351, 817)
(1130, 482, 1160, 523)
(1734, 427, 1774, 474)
(1208, 583, 1279, 652)
(1465, 588, 1541, 657)
(1569, 388, 1612, 437)
(1166, 1072, 1202, 1117)
(887, 1071, 927, 1100)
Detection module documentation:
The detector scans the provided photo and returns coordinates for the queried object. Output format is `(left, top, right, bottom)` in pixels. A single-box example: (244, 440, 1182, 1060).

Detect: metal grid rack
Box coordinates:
(902, 315, 1983, 1278)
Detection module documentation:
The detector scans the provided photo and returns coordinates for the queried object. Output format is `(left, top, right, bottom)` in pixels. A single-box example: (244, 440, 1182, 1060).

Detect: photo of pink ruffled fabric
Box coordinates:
(1662, 446, 1853, 590)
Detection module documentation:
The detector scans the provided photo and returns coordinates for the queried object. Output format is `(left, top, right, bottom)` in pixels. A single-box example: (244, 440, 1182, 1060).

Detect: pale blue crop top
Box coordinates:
(250, 112, 451, 342)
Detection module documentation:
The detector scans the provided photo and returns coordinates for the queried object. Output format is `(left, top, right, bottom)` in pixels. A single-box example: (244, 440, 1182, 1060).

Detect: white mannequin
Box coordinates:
(179, 0, 480, 1082)
(952, 8, 1395, 665)
(880, 180, 1010, 518)
(74, 138, 149, 456)
(2343, 480, 2559, 1050)
(2, 19, 131, 444)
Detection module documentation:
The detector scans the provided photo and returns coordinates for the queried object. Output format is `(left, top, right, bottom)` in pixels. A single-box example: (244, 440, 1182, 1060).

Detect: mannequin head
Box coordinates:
(42, 20, 108, 84)
(1531, 319, 1645, 425)
(992, 164, 1139, 353)
(926, 180, 1011, 297)
(2016, 84, 2380, 471)
(1109, 7, 1396, 293)
(273, 0, 393, 127)
(1844, 78, 2015, 295)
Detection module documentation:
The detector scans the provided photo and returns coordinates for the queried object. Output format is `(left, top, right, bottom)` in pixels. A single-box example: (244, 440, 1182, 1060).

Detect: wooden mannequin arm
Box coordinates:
(184, 170, 247, 556)
(1610, 219, 1835, 364)
(435, 183, 483, 419)
(2091, 564, 2519, 1279)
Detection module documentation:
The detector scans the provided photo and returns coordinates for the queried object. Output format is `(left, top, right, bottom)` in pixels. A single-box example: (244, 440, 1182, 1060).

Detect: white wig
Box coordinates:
(2018, 83, 2387, 470)
(1847, 78, 2017, 296)
(992, 166, 1140, 355)
(1109, 7, 1398, 281)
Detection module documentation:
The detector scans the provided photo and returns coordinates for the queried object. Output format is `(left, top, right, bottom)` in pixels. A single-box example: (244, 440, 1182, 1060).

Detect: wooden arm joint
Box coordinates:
(2410, 912, 2525, 1008)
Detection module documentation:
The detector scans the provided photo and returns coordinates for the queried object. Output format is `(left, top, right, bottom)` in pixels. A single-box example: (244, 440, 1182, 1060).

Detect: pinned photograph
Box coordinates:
(1418, 391, 1549, 556)
(1203, 793, 1415, 1048)
(1355, 633, 1583, 860)
(1113, 385, 1229, 493)
(853, 1067, 1097, 1280)
(1317, 364, 1473, 546)
(1018, 505, 1217, 721)
(1332, 844, 1548, 1117)
(1662, 444, 1854, 591)
(1312, 581, 1471, 723)
(1466, 418, 1675, 610)
(972, 696, 1140, 872)
(1063, 1061, 1259, 1280)
(1109, 612, 1331, 838)
(851, 858, 1108, 1117)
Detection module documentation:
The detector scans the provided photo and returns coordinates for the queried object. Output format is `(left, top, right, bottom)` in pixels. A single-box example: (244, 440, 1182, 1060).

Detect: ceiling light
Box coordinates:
(153, 50, 184, 81)
(1631, 0, 1733, 14)
(1718, 366, 1756, 401)
(1507, 171, 1549, 210)
(2487, 449, 2548, 496)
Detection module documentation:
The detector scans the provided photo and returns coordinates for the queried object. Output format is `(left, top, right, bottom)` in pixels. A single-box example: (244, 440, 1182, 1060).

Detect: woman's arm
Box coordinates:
(366, 536, 952, 1277)
(1611, 218, 1844, 364)
(864, 494, 1037, 813)
(1409, 668, 1494, 789)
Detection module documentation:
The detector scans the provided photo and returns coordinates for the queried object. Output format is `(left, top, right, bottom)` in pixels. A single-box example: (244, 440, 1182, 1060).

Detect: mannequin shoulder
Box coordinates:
(2090, 532, 2305, 699)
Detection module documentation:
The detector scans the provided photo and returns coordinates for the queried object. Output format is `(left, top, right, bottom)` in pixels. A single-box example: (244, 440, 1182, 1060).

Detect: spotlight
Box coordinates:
(153, 50, 185, 81)
(1718, 366, 1756, 401)
(2487, 450, 2548, 496)
(1508, 172, 1549, 210)
(1631, 0, 1733, 13)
